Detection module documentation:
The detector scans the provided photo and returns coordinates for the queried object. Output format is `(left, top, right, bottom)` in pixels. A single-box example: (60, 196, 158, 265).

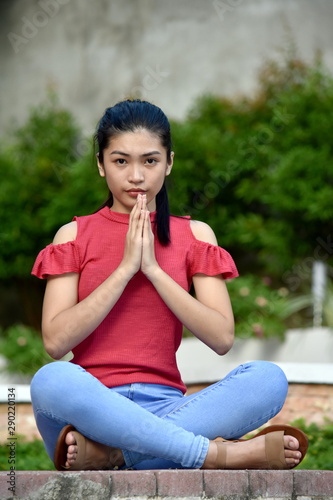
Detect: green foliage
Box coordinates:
(169, 53, 333, 280)
(0, 436, 54, 471)
(0, 97, 77, 278)
(292, 418, 333, 470)
(0, 324, 52, 375)
(226, 275, 289, 339)
(275, 276, 333, 329)
(0, 96, 106, 280)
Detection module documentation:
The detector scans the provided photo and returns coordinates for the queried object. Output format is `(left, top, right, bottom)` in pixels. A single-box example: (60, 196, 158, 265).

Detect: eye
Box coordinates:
(145, 158, 158, 165)
(115, 158, 127, 165)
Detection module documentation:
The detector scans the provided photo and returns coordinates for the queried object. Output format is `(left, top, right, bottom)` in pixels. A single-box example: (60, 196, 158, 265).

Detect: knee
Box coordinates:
(31, 361, 65, 387)
(248, 361, 288, 399)
(30, 361, 75, 404)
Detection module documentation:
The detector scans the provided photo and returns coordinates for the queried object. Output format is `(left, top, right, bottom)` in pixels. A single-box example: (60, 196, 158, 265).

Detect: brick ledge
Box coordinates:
(1, 469, 333, 499)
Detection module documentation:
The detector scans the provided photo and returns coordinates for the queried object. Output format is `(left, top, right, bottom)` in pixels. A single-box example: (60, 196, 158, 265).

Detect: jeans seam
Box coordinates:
(34, 408, 71, 427)
(162, 371, 240, 418)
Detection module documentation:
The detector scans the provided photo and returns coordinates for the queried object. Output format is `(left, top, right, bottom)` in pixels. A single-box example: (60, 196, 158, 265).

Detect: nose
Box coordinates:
(128, 163, 144, 184)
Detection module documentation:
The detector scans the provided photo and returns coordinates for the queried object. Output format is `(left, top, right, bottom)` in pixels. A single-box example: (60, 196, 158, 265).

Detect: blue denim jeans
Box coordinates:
(30, 360, 288, 469)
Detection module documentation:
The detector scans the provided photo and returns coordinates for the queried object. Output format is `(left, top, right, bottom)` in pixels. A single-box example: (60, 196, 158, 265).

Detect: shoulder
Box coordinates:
(189, 220, 218, 245)
(53, 221, 78, 244)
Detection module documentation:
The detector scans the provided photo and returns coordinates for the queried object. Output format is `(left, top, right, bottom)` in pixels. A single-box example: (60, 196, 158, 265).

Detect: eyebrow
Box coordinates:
(109, 150, 162, 157)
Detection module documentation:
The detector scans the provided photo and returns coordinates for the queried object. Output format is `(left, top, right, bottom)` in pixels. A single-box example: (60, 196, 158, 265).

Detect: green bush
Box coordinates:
(0, 95, 81, 279)
(292, 418, 333, 470)
(226, 275, 290, 339)
(169, 52, 333, 280)
(0, 436, 53, 471)
(0, 96, 106, 328)
(0, 324, 52, 376)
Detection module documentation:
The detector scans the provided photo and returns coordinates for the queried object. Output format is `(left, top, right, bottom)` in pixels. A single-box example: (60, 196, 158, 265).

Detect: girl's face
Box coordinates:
(97, 129, 173, 214)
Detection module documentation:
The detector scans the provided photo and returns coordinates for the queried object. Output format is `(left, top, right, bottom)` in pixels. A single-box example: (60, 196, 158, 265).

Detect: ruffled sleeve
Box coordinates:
(31, 241, 80, 279)
(187, 240, 239, 280)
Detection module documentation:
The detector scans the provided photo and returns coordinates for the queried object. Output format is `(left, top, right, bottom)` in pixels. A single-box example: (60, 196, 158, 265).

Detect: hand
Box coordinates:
(119, 194, 146, 278)
(141, 203, 160, 279)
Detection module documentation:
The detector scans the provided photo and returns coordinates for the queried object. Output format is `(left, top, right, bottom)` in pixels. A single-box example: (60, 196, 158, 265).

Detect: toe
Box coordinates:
(284, 435, 299, 450)
(65, 431, 76, 446)
(283, 435, 302, 468)
(67, 444, 78, 455)
(285, 449, 302, 460)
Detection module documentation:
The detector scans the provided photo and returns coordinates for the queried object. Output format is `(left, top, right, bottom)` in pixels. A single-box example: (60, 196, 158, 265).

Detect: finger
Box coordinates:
(129, 195, 144, 231)
(131, 197, 146, 237)
(131, 194, 143, 217)
(132, 195, 145, 224)
(141, 194, 147, 211)
(142, 210, 153, 240)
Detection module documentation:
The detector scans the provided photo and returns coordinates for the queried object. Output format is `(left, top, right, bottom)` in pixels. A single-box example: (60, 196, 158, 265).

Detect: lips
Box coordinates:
(126, 190, 146, 197)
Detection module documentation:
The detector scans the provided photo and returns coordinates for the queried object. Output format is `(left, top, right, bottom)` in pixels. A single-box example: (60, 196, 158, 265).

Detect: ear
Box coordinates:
(165, 151, 174, 176)
(96, 153, 105, 177)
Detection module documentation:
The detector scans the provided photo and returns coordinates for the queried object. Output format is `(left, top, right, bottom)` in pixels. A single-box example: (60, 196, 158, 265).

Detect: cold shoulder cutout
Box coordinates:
(187, 239, 238, 280)
(31, 241, 80, 279)
(31, 209, 238, 392)
(189, 219, 218, 245)
(53, 220, 78, 244)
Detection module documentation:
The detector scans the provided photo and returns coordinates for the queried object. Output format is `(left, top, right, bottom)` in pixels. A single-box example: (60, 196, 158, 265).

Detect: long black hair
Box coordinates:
(95, 99, 172, 245)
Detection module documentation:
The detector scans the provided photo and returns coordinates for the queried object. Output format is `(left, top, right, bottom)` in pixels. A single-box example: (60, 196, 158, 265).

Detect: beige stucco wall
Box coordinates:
(1, 0, 333, 134)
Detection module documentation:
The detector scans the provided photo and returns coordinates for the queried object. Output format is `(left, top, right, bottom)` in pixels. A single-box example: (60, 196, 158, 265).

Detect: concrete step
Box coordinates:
(0, 469, 333, 500)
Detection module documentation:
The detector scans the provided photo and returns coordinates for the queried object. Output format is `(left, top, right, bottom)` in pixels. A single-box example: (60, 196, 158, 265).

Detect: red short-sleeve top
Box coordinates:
(32, 208, 238, 393)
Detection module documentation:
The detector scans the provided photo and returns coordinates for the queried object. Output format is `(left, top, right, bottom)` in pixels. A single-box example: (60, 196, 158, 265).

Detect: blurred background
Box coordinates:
(1, 0, 332, 339)
(1, 0, 333, 129)
(0, 0, 333, 471)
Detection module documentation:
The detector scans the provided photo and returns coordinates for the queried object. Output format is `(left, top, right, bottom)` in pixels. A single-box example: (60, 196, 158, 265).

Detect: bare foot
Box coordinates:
(63, 430, 124, 470)
(202, 434, 302, 469)
(64, 430, 78, 468)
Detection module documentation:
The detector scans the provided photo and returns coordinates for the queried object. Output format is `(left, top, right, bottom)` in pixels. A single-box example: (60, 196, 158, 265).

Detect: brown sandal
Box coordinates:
(54, 425, 124, 471)
(213, 424, 308, 470)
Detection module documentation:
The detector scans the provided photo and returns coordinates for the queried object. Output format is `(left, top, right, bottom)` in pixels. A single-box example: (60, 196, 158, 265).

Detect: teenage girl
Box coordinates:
(30, 99, 307, 471)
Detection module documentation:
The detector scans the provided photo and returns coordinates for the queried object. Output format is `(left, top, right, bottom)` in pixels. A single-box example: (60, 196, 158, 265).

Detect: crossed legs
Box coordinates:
(30, 360, 303, 470)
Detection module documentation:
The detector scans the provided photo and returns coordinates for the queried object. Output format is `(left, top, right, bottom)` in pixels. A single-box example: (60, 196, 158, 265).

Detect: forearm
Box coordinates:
(43, 198, 151, 359)
(43, 266, 131, 359)
(147, 267, 234, 355)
